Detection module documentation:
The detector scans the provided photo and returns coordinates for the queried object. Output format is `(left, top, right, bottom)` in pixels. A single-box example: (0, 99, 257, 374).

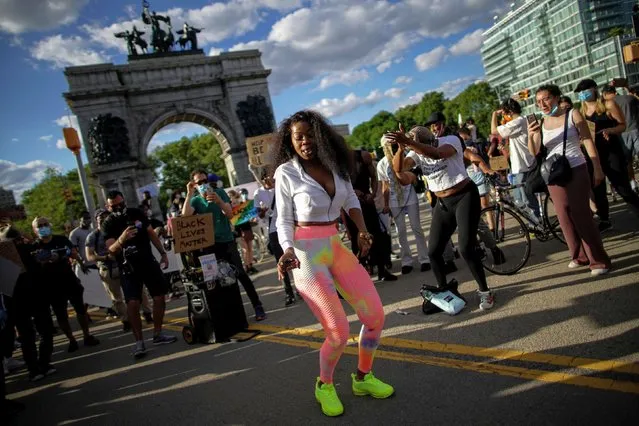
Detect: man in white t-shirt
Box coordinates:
(492, 99, 540, 219)
(377, 139, 430, 274)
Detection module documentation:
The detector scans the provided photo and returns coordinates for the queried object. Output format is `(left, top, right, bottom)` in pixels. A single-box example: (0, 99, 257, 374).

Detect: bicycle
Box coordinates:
(476, 175, 566, 275)
(237, 221, 267, 267)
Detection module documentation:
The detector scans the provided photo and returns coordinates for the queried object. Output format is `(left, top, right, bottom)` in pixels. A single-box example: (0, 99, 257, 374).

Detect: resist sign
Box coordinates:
(171, 213, 215, 253)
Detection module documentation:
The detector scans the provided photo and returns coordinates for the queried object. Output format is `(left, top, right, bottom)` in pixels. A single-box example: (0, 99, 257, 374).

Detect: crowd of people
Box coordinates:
(2, 76, 638, 419)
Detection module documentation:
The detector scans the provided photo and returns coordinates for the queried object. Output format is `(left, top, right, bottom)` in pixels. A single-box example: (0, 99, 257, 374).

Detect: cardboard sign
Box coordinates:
(171, 213, 215, 253)
(246, 133, 275, 166)
(489, 156, 510, 171)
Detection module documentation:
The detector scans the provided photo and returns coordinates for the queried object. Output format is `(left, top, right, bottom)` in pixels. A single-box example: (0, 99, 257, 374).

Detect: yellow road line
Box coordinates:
(253, 334, 639, 395)
(244, 324, 639, 376)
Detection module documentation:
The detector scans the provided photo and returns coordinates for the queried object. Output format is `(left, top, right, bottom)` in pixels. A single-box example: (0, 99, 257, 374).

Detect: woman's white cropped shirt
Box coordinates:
(274, 157, 361, 251)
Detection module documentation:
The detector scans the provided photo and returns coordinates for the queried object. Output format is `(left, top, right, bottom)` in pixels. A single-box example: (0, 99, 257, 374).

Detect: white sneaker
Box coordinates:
(4, 357, 25, 373)
(568, 261, 587, 269)
(478, 290, 495, 311)
(591, 268, 610, 277)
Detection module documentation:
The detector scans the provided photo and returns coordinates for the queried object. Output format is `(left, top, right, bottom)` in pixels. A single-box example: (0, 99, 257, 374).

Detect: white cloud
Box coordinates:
(232, 1, 504, 93)
(395, 76, 413, 85)
(31, 35, 108, 68)
(0, 0, 88, 34)
(397, 91, 424, 109)
(310, 87, 402, 118)
(311, 90, 385, 118)
(0, 159, 62, 202)
(208, 47, 224, 56)
(56, 139, 67, 150)
(449, 29, 485, 56)
(55, 115, 79, 130)
(39, 135, 53, 142)
(384, 88, 404, 98)
(317, 69, 369, 90)
(435, 76, 484, 98)
(415, 45, 448, 71)
(376, 61, 392, 73)
(124, 4, 137, 19)
(11, 138, 18, 142)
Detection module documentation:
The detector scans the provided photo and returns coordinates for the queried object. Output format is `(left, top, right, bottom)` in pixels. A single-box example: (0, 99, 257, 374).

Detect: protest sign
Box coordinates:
(246, 133, 275, 166)
(171, 213, 215, 253)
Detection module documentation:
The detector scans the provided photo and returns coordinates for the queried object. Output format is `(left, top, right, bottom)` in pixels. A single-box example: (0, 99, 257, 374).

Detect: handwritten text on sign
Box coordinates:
(172, 213, 215, 253)
(246, 133, 275, 166)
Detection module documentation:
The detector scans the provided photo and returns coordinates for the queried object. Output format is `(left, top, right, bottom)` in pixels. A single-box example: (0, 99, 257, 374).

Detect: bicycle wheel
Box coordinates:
(477, 205, 531, 275)
(543, 194, 567, 245)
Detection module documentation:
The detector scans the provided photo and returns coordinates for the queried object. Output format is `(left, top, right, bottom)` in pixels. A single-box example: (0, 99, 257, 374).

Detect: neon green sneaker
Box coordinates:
(315, 377, 344, 417)
(351, 372, 395, 399)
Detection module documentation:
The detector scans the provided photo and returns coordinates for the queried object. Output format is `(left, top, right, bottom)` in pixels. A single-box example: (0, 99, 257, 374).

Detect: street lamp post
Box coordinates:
(62, 127, 96, 225)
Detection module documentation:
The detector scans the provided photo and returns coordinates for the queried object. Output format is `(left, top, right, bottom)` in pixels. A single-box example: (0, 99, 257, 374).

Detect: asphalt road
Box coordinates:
(5, 202, 639, 425)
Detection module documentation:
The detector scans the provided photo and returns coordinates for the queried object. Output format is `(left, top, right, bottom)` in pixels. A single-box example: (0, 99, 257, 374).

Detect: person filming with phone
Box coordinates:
(491, 99, 539, 223)
(102, 191, 177, 359)
(528, 84, 611, 276)
(385, 120, 495, 311)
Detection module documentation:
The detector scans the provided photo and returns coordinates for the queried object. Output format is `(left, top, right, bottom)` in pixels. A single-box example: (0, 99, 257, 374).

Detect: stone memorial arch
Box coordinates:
(63, 50, 276, 206)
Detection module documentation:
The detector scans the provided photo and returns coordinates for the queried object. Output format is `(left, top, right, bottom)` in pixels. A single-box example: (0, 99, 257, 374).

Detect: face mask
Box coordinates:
(578, 90, 595, 102)
(197, 183, 210, 196)
(81, 219, 91, 228)
(541, 104, 559, 117)
(111, 203, 127, 216)
(37, 226, 52, 238)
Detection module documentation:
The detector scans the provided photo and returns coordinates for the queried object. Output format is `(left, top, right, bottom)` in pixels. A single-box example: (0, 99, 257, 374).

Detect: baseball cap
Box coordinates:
(601, 84, 616, 94)
(574, 78, 598, 93)
(425, 112, 446, 126)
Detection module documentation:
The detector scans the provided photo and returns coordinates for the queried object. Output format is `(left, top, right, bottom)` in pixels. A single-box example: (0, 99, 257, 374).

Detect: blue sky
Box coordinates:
(0, 0, 507, 201)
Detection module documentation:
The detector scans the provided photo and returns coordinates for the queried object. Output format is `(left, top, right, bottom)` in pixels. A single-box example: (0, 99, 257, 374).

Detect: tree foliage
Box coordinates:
(348, 82, 499, 150)
(17, 167, 97, 235)
(148, 132, 228, 212)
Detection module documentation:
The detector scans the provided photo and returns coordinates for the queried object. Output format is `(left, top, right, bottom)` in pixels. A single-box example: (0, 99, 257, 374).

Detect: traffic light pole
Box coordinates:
(74, 151, 96, 226)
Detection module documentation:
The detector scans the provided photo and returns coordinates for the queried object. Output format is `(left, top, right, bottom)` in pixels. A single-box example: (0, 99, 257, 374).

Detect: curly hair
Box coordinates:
(270, 110, 353, 179)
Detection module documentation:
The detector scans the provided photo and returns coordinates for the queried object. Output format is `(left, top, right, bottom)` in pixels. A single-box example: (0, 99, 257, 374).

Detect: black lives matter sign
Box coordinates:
(171, 213, 215, 253)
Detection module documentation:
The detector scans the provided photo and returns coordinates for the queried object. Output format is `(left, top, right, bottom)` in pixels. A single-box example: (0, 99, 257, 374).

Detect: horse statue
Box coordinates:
(114, 30, 138, 55)
(132, 26, 148, 54)
(141, 1, 173, 52)
(176, 22, 202, 51)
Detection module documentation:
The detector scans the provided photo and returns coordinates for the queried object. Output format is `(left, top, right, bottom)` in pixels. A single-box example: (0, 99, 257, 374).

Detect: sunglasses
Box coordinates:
(36, 223, 50, 228)
(195, 179, 208, 186)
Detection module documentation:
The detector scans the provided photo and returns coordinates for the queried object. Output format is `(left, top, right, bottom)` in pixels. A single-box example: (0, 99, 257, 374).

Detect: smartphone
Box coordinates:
(526, 114, 538, 125)
(611, 78, 627, 88)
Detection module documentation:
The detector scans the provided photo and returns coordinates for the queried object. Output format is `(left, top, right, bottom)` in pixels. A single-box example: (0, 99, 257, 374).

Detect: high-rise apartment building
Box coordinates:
(482, 0, 639, 109)
(0, 187, 17, 209)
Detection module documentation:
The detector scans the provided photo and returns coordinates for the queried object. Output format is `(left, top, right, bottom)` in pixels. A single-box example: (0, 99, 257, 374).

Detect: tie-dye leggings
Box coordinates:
(292, 225, 385, 384)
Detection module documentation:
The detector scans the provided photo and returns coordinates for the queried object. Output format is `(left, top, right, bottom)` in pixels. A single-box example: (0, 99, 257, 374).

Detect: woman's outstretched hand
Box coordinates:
(278, 248, 300, 280)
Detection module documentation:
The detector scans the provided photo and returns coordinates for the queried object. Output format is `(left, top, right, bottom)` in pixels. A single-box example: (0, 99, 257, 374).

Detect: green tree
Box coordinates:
(608, 27, 627, 38)
(20, 167, 97, 234)
(148, 132, 228, 213)
(443, 82, 499, 137)
(348, 111, 398, 152)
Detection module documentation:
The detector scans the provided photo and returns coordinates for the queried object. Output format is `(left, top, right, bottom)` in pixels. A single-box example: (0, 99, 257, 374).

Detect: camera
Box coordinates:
(121, 245, 140, 274)
(31, 247, 70, 263)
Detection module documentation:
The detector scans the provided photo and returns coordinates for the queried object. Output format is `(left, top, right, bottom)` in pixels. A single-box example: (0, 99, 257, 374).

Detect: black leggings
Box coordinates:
(591, 142, 639, 222)
(428, 182, 488, 291)
(268, 232, 294, 296)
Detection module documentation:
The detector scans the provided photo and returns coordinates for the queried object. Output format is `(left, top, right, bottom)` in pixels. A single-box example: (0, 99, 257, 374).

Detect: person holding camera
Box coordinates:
(31, 217, 100, 352)
(182, 170, 266, 321)
(102, 191, 177, 359)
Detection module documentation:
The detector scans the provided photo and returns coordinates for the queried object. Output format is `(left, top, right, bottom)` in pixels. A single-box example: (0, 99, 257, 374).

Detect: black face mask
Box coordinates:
(111, 203, 127, 216)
